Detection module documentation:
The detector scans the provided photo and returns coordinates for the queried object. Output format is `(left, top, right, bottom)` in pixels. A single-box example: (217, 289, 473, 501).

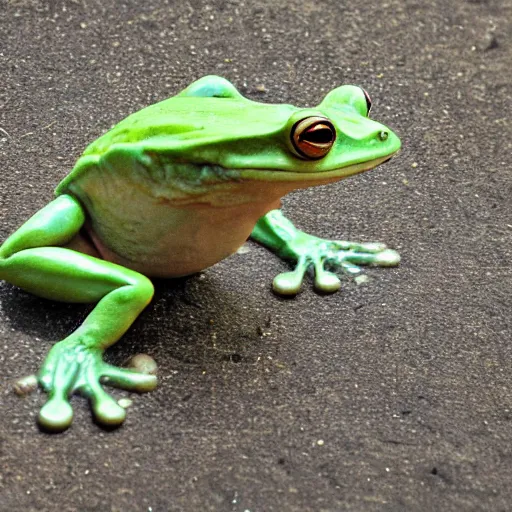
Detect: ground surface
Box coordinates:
(1, 0, 511, 511)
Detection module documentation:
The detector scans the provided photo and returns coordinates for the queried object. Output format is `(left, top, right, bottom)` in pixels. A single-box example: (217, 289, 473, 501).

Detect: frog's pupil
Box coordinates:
(303, 126, 334, 144)
(291, 116, 336, 159)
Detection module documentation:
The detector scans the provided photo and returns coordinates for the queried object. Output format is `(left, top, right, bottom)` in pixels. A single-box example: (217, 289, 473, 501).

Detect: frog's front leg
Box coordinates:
(0, 195, 156, 431)
(251, 209, 400, 295)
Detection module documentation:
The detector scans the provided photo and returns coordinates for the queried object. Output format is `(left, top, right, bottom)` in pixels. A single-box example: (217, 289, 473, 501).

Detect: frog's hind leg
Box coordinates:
(0, 195, 156, 431)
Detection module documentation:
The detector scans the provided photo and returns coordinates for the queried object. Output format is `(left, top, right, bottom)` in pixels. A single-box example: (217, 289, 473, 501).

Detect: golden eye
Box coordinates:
(291, 116, 336, 160)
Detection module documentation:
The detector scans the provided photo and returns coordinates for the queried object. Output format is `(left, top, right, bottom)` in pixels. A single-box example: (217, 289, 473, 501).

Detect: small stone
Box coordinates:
(124, 354, 158, 375)
(13, 374, 38, 395)
(118, 398, 133, 409)
(236, 244, 251, 255)
(355, 275, 369, 285)
(484, 35, 499, 51)
(476, 32, 499, 52)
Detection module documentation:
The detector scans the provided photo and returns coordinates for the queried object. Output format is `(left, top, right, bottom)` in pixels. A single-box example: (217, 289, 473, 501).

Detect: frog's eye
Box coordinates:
(319, 85, 372, 117)
(362, 88, 372, 117)
(291, 116, 336, 160)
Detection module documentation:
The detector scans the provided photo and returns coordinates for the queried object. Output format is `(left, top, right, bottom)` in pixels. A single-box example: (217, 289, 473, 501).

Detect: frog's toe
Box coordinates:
(39, 394, 74, 431)
(370, 248, 401, 266)
(354, 242, 388, 253)
(339, 260, 364, 275)
(101, 364, 158, 392)
(36, 345, 82, 430)
(272, 255, 311, 295)
(273, 270, 304, 295)
(337, 246, 400, 268)
(94, 398, 126, 426)
(84, 362, 157, 425)
(313, 262, 341, 293)
(86, 381, 127, 426)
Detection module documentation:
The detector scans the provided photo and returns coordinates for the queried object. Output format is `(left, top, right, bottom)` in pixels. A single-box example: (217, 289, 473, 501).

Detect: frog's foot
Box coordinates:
(273, 240, 400, 295)
(37, 340, 157, 431)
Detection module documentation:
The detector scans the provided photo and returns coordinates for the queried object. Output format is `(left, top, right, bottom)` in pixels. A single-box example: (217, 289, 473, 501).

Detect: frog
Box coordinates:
(0, 75, 401, 431)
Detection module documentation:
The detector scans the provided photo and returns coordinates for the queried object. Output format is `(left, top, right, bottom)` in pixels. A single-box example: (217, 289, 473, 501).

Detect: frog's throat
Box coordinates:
(237, 154, 397, 184)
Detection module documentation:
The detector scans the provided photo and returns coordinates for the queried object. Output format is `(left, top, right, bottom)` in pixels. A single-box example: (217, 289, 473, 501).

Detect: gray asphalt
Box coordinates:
(1, 1, 511, 511)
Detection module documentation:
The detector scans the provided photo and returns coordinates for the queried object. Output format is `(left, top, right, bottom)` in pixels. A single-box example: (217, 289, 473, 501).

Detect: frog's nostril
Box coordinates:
(378, 131, 389, 141)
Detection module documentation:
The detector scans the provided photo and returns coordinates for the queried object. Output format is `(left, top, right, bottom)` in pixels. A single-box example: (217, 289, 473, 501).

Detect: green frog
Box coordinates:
(0, 76, 401, 431)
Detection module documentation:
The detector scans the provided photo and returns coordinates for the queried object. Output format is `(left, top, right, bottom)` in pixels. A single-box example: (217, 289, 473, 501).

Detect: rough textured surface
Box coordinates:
(1, 0, 511, 510)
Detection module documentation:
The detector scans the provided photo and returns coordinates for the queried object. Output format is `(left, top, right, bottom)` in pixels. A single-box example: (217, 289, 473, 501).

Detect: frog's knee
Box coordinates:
(136, 274, 154, 305)
(0, 250, 10, 277)
(0, 240, 12, 261)
(118, 272, 154, 307)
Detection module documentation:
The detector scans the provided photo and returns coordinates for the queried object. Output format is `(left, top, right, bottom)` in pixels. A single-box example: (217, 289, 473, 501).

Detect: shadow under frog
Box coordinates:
(2, 273, 266, 372)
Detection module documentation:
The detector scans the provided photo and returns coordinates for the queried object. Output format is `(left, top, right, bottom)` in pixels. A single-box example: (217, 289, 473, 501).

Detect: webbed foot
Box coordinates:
(273, 238, 400, 295)
(37, 340, 157, 431)
(251, 209, 400, 296)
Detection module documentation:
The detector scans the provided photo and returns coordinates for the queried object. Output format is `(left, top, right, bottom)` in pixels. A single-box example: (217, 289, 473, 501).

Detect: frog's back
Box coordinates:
(57, 92, 293, 195)
(77, 96, 291, 161)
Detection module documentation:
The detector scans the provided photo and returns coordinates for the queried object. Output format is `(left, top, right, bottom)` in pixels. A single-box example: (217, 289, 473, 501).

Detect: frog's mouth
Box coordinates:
(237, 153, 398, 184)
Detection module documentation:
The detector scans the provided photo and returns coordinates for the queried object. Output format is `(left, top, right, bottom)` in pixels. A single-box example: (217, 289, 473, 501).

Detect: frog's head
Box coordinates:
(167, 76, 401, 187)
(268, 83, 400, 184)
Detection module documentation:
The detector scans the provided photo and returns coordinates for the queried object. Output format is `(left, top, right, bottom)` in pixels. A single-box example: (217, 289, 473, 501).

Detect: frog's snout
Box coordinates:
(376, 127, 401, 154)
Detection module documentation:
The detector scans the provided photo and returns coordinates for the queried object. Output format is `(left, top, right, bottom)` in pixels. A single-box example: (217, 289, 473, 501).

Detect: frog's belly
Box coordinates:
(85, 197, 276, 278)
(65, 158, 284, 277)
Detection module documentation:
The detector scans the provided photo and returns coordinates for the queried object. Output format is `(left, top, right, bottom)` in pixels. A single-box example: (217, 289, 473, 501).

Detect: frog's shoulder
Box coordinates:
(56, 139, 163, 197)
(54, 153, 100, 196)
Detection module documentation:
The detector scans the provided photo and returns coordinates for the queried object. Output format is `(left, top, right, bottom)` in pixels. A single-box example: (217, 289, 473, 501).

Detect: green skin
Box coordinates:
(0, 76, 401, 431)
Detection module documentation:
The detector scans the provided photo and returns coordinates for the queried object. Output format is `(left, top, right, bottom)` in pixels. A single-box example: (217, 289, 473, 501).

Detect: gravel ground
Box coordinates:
(1, 0, 511, 510)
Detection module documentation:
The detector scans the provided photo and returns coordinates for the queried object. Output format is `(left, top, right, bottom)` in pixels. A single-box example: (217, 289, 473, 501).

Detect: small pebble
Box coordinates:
(124, 354, 158, 375)
(118, 398, 133, 409)
(236, 244, 251, 255)
(355, 275, 369, 285)
(13, 374, 38, 396)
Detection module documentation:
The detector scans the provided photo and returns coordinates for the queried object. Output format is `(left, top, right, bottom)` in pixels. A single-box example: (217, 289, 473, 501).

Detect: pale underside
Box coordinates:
(60, 156, 390, 277)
